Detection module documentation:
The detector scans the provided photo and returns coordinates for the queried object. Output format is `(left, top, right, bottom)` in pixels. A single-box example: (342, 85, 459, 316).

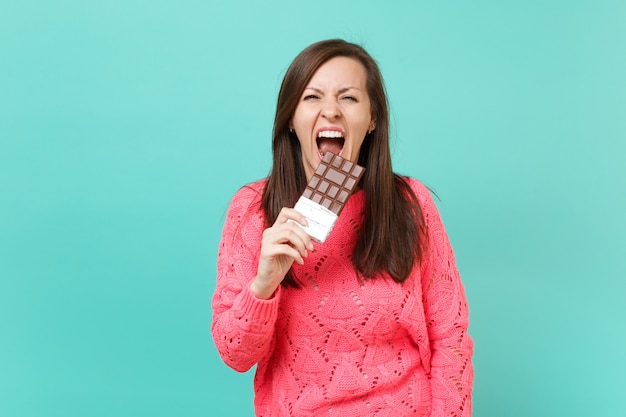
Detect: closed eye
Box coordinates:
(303, 94, 320, 101)
(341, 95, 358, 102)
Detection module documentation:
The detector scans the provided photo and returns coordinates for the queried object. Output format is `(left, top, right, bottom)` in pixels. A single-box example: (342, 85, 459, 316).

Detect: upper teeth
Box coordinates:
(318, 130, 343, 138)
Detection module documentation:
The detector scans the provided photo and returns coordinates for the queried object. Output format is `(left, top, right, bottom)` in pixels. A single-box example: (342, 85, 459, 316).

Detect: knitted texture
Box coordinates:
(212, 178, 473, 417)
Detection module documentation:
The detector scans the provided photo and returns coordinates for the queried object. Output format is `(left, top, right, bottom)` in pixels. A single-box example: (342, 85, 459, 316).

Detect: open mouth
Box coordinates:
(316, 130, 345, 157)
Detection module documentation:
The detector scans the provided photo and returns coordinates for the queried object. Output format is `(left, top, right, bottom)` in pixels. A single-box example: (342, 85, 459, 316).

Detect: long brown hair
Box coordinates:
(262, 39, 427, 286)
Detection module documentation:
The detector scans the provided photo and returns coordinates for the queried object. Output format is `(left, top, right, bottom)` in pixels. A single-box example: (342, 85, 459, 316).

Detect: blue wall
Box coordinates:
(1, 1, 624, 415)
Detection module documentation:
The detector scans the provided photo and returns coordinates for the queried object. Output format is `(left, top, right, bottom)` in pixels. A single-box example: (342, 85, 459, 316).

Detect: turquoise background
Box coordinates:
(1, 1, 624, 416)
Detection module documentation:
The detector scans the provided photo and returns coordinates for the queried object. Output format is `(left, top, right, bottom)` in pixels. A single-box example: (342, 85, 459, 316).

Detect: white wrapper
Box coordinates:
(292, 196, 339, 243)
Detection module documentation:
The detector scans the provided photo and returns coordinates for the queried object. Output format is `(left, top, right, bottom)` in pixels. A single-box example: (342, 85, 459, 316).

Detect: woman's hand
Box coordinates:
(250, 208, 314, 299)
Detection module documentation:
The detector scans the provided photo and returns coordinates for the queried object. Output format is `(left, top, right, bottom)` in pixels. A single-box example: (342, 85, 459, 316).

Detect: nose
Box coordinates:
(321, 99, 341, 120)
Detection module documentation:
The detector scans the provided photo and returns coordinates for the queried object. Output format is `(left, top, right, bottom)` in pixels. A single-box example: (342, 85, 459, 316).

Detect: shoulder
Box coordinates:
(397, 176, 435, 208)
(221, 179, 268, 242)
(225, 179, 267, 222)
(397, 177, 444, 235)
(229, 179, 266, 207)
(233, 178, 266, 199)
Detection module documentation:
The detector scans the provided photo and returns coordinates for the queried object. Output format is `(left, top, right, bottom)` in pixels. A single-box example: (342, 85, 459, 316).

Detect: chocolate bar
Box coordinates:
(293, 152, 365, 242)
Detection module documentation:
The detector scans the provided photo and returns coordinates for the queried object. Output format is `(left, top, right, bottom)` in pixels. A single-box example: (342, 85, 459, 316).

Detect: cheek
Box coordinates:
(292, 114, 314, 136)
(353, 114, 373, 136)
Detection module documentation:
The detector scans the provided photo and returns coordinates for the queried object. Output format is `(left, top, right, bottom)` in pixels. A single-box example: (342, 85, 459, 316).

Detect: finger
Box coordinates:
(275, 221, 314, 254)
(261, 242, 306, 266)
(285, 221, 315, 252)
(264, 216, 315, 255)
(271, 230, 310, 260)
(274, 207, 309, 227)
(263, 223, 308, 253)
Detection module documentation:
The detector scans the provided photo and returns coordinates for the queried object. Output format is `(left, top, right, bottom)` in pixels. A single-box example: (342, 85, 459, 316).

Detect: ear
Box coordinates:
(368, 119, 376, 133)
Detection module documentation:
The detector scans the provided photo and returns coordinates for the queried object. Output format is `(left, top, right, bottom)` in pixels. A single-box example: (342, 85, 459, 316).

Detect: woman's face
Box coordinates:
(290, 56, 375, 181)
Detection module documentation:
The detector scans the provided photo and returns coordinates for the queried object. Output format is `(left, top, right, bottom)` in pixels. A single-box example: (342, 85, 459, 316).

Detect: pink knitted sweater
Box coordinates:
(212, 178, 473, 416)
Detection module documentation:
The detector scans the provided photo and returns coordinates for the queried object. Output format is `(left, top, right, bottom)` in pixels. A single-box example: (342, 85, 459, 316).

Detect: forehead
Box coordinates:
(305, 56, 367, 88)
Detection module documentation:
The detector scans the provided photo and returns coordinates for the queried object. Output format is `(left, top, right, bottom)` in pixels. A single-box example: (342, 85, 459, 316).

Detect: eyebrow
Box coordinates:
(304, 87, 362, 94)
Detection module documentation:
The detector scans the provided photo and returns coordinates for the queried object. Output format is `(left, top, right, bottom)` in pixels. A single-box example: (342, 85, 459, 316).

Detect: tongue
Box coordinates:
(317, 139, 343, 156)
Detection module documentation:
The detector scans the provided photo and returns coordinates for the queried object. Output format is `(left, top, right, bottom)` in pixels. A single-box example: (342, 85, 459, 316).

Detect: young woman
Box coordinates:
(212, 39, 474, 416)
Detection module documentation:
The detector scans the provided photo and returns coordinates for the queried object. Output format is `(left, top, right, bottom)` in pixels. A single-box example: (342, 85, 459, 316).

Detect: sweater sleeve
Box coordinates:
(415, 182, 474, 417)
(211, 184, 280, 373)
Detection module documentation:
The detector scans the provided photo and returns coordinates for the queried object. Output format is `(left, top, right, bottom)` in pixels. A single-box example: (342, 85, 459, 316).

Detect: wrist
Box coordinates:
(250, 278, 278, 300)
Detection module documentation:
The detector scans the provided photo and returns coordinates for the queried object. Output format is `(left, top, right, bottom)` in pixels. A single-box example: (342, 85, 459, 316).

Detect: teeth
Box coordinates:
(317, 130, 344, 139)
